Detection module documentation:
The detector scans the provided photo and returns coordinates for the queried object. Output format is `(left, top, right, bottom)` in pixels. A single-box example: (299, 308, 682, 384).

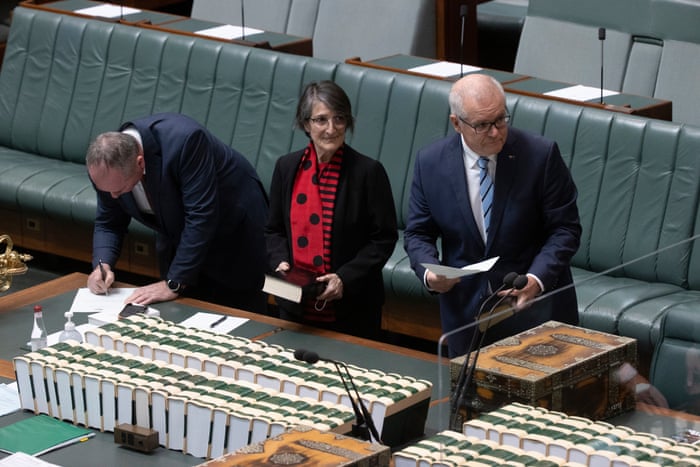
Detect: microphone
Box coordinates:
(294, 348, 382, 444)
(449, 271, 519, 428)
(459, 4, 468, 77)
(450, 273, 527, 427)
(598, 27, 606, 104)
(241, 0, 246, 41)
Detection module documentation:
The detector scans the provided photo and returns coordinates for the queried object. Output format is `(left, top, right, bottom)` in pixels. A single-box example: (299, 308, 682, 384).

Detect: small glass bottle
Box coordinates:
(58, 311, 83, 343)
(30, 305, 48, 351)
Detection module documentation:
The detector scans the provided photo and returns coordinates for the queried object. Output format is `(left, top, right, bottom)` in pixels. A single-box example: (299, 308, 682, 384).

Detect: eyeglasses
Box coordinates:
(458, 114, 510, 134)
(308, 115, 347, 128)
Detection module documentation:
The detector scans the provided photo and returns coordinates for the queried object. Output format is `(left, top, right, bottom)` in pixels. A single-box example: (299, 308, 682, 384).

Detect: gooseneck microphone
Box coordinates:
(449, 272, 527, 428)
(599, 27, 606, 104)
(241, 0, 246, 40)
(459, 4, 468, 77)
(294, 349, 382, 444)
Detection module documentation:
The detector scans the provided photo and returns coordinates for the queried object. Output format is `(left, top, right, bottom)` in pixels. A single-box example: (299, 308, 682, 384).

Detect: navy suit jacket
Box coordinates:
(91, 113, 268, 296)
(405, 127, 581, 356)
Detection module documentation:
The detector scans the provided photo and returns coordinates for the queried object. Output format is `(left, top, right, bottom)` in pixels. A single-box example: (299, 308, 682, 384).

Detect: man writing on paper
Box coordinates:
(85, 113, 269, 313)
(404, 74, 581, 357)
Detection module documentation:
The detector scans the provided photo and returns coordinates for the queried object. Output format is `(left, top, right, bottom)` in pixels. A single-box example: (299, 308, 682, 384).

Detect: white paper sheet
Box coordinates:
(74, 4, 141, 18)
(544, 84, 618, 102)
(408, 61, 481, 78)
(68, 287, 135, 314)
(179, 312, 248, 334)
(421, 256, 499, 279)
(0, 384, 20, 417)
(194, 24, 264, 40)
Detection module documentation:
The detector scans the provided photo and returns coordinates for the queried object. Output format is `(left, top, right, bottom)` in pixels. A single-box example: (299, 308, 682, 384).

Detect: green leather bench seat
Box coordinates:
(3, 6, 700, 362)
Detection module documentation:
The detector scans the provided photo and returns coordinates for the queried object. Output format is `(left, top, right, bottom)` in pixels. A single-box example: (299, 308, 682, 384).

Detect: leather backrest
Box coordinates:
(191, 0, 320, 38)
(515, 0, 655, 91)
(507, 93, 700, 288)
(312, 0, 436, 62)
(4, 6, 700, 289)
(650, 0, 700, 126)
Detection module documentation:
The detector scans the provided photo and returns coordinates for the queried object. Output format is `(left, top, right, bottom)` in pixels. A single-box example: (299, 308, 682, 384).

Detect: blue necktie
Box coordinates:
(478, 157, 493, 238)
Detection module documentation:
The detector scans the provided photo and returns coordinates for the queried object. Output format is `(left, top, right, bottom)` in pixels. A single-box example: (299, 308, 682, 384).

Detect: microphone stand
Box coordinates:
(295, 349, 382, 444)
(241, 0, 246, 41)
(599, 27, 606, 104)
(449, 272, 518, 429)
(450, 275, 527, 431)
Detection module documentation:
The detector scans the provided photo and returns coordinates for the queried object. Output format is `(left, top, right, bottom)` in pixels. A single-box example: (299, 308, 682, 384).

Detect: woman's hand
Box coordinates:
(316, 273, 343, 301)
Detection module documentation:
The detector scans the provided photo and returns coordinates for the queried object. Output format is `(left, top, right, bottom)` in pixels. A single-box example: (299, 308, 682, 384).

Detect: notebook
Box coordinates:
(0, 414, 94, 456)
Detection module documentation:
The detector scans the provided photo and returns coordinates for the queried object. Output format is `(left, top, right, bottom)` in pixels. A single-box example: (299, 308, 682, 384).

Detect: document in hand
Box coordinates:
(0, 414, 94, 456)
(421, 256, 499, 279)
(262, 267, 326, 303)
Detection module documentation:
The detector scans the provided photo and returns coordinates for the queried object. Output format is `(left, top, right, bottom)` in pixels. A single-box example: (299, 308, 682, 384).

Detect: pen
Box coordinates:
(210, 316, 227, 328)
(98, 259, 109, 296)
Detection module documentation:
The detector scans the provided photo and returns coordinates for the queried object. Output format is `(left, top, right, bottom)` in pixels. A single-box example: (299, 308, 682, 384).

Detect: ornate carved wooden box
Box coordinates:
(197, 425, 390, 467)
(450, 321, 637, 423)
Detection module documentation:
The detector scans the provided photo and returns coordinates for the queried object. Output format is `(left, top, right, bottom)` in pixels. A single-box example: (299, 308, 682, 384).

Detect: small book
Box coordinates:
(0, 414, 94, 456)
(262, 267, 325, 303)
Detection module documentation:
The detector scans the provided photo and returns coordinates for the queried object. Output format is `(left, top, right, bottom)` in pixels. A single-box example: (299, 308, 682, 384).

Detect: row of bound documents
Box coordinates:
(393, 402, 700, 467)
(13, 315, 431, 459)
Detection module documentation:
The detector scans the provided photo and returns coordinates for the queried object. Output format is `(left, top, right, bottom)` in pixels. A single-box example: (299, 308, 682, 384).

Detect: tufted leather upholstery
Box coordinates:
(3, 6, 700, 360)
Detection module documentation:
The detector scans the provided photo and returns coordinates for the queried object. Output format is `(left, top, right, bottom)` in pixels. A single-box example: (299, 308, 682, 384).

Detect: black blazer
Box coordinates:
(265, 144, 398, 318)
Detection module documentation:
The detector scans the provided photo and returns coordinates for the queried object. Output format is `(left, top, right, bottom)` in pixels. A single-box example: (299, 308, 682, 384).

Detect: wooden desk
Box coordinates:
(0, 273, 448, 465)
(20, 0, 313, 56)
(506, 77, 673, 121)
(346, 54, 673, 121)
(346, 54, 526, 85)
(21, 0, 183, 24)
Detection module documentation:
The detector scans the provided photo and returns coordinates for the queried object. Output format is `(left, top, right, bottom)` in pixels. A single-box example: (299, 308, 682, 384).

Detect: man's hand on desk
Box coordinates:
(125, 281, 179, 305)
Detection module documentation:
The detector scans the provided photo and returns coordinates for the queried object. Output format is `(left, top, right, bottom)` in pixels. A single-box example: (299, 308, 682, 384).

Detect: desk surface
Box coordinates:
(20, 0, 313, 57)
(3, 276, 700, 464)
(0, 273, 450, 465)
(346, 54, 673, 121)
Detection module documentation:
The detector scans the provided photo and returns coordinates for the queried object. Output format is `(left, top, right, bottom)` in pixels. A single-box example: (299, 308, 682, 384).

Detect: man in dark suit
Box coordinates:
(86, 112, 269, 313)
(404, 74, 581, 357)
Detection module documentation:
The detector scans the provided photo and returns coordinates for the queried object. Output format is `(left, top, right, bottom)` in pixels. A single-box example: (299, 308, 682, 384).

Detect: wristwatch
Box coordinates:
(166, 279, 185, 294)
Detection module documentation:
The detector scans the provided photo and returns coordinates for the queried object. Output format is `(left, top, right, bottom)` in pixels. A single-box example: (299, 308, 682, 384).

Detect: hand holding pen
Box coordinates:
(88, 259, 114, 295)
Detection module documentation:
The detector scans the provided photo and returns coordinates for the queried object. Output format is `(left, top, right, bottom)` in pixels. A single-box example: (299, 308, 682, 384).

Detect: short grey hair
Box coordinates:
(295, 80, 355, 134)
(85, 132, 140, 175)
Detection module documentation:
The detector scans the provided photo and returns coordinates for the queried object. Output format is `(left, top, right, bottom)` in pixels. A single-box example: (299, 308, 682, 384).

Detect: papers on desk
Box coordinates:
(68, 287, 134, 314)
(408, 61, 481, 78)
(421, 256, 499, 279)
(74, 4, 141, 18)
(179, 312, 248, 334)
(195, 24, 264, 40)
(0, 452, 61, 466)
(0, 383, 20, 417)
(544, 84, 619, 102)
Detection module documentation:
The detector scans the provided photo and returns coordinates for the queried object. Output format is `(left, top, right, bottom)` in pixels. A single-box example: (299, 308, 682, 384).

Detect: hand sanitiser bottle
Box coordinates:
(58, 311, 83, 343)
(30, 305, 48, 351)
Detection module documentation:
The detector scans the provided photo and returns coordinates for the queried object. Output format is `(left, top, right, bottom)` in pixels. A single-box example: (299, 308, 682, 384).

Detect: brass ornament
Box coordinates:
(0, 235, 33, 292)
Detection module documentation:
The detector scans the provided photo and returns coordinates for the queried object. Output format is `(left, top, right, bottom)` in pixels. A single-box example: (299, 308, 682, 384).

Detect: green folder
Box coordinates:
(0, 414, 94, 456)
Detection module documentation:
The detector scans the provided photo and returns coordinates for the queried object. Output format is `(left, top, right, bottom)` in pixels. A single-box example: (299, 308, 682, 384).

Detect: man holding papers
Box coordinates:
(404, 74, 581, 357)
